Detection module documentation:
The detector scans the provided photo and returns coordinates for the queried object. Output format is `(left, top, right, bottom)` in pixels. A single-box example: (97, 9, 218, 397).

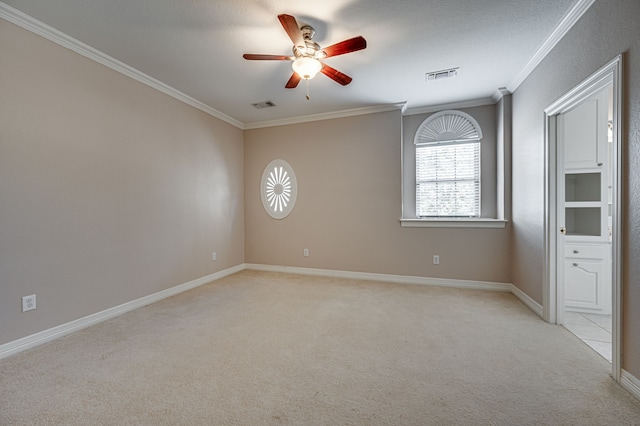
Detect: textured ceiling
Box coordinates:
(2, 0, 579, 127)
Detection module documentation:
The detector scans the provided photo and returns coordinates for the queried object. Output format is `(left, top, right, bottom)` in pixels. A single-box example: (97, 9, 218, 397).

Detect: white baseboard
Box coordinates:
(0, 264, 244, 360)
(0, 263, 544, 360)
(621, 369, 640, 401)
(246, 264, 548, 319)
(510, 284, 544, 318)
(245, 263, 513, 292)
(252, 265, 640, 390)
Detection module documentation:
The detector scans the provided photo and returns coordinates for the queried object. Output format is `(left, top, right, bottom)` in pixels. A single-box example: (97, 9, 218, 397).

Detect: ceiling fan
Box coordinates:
(243, 14, 367, 89)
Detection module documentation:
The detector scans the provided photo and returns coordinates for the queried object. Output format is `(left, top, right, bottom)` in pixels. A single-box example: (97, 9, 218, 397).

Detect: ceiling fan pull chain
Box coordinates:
(243, 15, 365, 89)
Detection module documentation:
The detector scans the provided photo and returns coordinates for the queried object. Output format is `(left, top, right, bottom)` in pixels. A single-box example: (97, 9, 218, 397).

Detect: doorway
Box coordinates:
(557, 84, 612, 362)
(543, 55, 622, 381)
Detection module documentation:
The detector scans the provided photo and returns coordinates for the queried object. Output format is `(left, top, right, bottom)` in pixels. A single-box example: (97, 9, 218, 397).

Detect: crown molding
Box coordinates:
(0, 2, 244, 129)
(2, 0, 596, 130)
(403, 97, 496, 116)
(491, 87, 513, 103)
(508, 0, 596, 92)
(243, 102, 406, 129)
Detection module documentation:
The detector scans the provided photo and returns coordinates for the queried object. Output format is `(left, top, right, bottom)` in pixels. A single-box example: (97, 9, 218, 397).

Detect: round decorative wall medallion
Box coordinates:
(260, 159, 297, 219)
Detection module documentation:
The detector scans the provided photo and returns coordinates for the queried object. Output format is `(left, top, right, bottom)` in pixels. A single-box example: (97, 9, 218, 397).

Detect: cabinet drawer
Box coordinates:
(564, 244, 606, 259)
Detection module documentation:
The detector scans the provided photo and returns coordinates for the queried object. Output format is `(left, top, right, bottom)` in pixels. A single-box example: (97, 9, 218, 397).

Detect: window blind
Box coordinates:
(416, 140, 480, 217)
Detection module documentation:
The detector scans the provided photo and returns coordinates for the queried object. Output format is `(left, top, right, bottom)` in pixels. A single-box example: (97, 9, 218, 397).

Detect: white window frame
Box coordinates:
(400, 108, 506, 228)
(416, 139, 481, 217)
(415, 110, 482, 218)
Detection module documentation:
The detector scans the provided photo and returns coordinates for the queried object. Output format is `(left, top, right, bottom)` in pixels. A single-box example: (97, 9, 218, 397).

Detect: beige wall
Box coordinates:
(245, 111, 511, 283)
(511, 0, 640, 375)
(5, 0, 638, 380)
(0, 19, 245, 345)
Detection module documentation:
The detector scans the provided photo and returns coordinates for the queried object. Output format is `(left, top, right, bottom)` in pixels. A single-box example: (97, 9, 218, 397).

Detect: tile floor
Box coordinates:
(563, 311, 612, 362)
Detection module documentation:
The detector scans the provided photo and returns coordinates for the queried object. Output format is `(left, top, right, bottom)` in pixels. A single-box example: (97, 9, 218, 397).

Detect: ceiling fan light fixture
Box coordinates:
(292, 57, 322, 80)
(243, 14, 365, 88)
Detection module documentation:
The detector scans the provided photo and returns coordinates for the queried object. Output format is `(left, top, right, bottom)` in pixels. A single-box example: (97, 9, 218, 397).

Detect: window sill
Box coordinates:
(400, 218, 508, 228)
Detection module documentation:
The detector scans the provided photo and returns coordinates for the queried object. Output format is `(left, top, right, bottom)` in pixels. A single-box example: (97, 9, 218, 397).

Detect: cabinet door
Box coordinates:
(564, 259, 607, 312)
(559, 90, 608, 170)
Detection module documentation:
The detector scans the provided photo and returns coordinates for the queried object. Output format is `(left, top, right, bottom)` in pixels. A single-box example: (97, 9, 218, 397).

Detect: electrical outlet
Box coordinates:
(433, 255, 440, 265)
(211, 252, 217, 261)
(22, 294, 36, 312)
(303, 248, 309, 257)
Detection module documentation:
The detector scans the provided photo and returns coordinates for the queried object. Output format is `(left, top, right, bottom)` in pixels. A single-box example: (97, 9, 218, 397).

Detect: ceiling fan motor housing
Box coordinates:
(293, 41, 322, 58)
(300, 25, 315, 40)
(292, 26, 323, 59)
(243, 14, 366, 88)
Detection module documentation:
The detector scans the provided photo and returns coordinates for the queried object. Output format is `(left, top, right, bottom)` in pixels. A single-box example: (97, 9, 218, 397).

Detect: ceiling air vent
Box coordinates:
(425, 68, 459, 82)
(251, 100, 277, 109)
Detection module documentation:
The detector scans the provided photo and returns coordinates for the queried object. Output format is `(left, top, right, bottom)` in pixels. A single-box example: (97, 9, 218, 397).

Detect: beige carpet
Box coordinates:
(1, 270, 639, 425)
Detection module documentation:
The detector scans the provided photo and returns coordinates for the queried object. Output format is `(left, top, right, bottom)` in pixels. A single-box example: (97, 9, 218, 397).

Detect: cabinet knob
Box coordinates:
(573, 250, 579, 254)
(573, 263, 579, 267)
(598, 163, 603, 166)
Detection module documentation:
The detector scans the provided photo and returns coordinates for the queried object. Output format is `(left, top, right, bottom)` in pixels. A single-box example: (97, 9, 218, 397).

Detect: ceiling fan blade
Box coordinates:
(285, 72, 301, 89)
(243, 54, 291, 61)
(278, 14, 305, 48)
(321, 64, 353, 86)
(321, 36, 367, 58)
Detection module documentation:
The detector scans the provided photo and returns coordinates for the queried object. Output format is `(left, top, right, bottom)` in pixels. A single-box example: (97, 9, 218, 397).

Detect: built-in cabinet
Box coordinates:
(562, 99, 608, 170)
(564, 171, 608, 239)
(564, 242, 610, 314)
(559, 88, 611, 315)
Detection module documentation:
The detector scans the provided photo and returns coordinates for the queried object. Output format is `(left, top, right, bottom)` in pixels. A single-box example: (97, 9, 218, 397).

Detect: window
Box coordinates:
(416, 140, 480, 216)
(414, 110, 482, 217)
(401, 104, 507, 228)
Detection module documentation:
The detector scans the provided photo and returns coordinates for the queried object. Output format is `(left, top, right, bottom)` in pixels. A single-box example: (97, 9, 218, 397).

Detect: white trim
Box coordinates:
(246, 264, 546, 318)
(243, 103, 406, 129)
(543, 113, 558, 324)
(0, 3, 243, 129)
(403, 98, 495, 116)
(492, 87, 512, 103)
(0, 264, 244, 360)
(544, 67, 614, 115)
(2, 1, 400, 131)
(510, 284, 544, 318)
(0, 0, 596, 131)
(611, 55, 624, 384)
(245, 263, 513, 292)
(1, 263, 547, 361)
(400, 218, 507, 228)
(621, 370, 640, 402)
(246, 264, 542, 318)
(509, 0, 596, 92)
(543, 54, 623, 382)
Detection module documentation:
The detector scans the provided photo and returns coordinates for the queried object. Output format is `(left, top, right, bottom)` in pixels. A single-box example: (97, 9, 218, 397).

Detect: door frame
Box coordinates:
(543, 54, 623, 381)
